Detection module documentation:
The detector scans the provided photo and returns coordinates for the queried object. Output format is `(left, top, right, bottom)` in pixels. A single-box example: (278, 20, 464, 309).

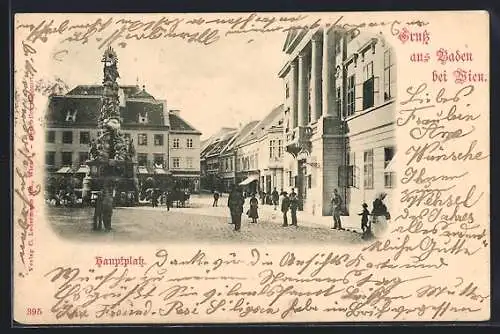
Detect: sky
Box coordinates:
(42, 21, 288, 140)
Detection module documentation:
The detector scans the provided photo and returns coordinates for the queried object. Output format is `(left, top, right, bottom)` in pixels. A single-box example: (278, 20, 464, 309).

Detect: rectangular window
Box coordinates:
(384, 49, 393, 101)
(230, 159, 233, 171)
(172, 157, 180, 169)
(154, 134, 164, 146)
(46, 131, 55, 143)
(80, 131, 90, 145)
(187, 138, 193, 148)
(384, 147, 396, 188)
(79, 152, 88, 164)
(278, 140, 282, 157)
(62, 131, 73, 144)
(186, 157, 193, 169)
(153, 154, 164, 166)
(308, 175, 312, 189)
(288, 171, 293, 187)
(269, 140, 274, 158)
(46, 151, 55, 166)
(285, 82, 290, 98)
(363, 149, 374, 189)
(137, 153, 148, 166)
(173, 138, 180, 149)
(138, 133, 148, 146)
(363, 61, 375, 110)
(347, 75, 355, 116)
(61, 152, 72, 166)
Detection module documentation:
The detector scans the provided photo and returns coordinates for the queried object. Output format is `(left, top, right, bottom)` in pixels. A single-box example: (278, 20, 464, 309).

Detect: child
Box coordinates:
(359, 203, 370, 232)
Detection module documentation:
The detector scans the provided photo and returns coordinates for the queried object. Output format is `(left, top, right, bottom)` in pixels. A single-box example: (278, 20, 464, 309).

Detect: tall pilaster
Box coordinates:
(290, 61, 298, 128)
(322, 28, 337, 118)
(297, 52, 309, 127)
(311, 34, 322, 122)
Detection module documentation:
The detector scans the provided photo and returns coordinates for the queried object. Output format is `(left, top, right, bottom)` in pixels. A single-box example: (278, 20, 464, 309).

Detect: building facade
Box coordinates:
(200, 128, 237, 192)
(168, 110, 202, 192)
(45, 84, 202, 193)
(233, 105, 285, 195)
(278, 27, 396, 216)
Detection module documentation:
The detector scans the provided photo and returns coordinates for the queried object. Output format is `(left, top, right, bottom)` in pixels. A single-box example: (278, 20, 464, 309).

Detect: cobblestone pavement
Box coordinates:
(46, 195, 365, 245)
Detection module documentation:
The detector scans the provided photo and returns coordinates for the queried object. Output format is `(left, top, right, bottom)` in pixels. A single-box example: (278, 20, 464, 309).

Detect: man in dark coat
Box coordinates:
(281, 192, 290, 227)
(227, 186, 244, 231)
(271, 187, 279, 210)
(101, 188, 114, 232)
(289, 192, 299, 227)
(93, 191, 103, 231)
(331, 188, 344, 230)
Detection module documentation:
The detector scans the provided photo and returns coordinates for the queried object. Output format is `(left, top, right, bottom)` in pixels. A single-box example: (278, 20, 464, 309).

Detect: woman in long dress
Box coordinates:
(248, 193, 259, 223)
(371, 192, 389, 237)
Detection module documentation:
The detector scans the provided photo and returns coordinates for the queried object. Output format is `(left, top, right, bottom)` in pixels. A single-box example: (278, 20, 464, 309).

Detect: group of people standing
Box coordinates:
(224, 186, 301, 231)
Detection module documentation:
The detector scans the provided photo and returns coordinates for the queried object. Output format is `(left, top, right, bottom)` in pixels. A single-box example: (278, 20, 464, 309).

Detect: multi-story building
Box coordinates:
(45, 84, 202, 192)
(200, 127, 237, 192)
(278, 27, 396, 216)
(168, 110, 202, 192)
(234, 105, 285, 195)
(218, 121, 259, 192)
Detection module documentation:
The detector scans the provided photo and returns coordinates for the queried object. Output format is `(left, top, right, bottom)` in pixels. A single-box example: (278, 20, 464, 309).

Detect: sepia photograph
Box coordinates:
(43, 25, 396, 244)
(13, 11, 489, 324)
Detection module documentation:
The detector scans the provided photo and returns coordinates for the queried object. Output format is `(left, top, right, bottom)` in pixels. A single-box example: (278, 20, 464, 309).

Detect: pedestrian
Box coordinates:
(289, 192, 299, 227)
(213, 190, 220, 207)
(101, 188, 114, 232)
(371, 192, 389, 236)
(228, 186, 245, 231)
(271, 187, 279, 210)
(331, 189, 344, 230)
(281, 192, 290, 227)
(248, 193, 259, 223)
(93, 191, 103, 231)
(165, 190, 171, 211)
(359, 203, 370, 233)
(151, 189, 158, 208)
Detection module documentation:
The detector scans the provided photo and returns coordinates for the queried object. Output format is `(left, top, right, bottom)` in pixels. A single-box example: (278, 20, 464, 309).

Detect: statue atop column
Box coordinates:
(95, 46, 132, 162)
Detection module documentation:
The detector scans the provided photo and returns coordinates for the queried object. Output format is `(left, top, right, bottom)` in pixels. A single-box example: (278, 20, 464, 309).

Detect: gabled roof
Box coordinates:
(131, 87, 155, 100)
(200, 127, 237, 155)
(169, 112, 201, 134)
(237, 104, 284, 145)
(201, 129, 237, 158)
(46, 84, 167, 127)
(221, 120, 260, 154)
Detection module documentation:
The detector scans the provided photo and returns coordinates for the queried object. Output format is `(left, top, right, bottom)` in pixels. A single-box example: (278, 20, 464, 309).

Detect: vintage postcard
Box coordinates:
(12, 11, 490, 324)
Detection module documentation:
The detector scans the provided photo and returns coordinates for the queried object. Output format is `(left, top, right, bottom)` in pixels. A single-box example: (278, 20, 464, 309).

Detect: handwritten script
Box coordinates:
(44, 248, 487, 321)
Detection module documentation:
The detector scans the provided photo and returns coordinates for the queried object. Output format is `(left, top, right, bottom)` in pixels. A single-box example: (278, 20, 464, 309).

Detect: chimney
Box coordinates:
(159, 100, 170, 127)
(169, 109, 180, 116)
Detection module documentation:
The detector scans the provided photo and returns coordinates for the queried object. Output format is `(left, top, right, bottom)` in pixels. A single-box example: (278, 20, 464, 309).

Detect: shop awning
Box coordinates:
(239, 176, 258, 186)
(75, 165, 89, 174)
(137, 166, 149, 175)
(154, 168, 168, 175)
(55, 166, 72, 174)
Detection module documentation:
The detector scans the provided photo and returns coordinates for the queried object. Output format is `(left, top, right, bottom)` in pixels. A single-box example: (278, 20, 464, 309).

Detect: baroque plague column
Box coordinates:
(84, 47, 138, 204)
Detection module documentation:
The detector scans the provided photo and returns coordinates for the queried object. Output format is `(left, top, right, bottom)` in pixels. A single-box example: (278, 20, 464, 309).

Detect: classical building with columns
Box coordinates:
(278, 27, 397, 216)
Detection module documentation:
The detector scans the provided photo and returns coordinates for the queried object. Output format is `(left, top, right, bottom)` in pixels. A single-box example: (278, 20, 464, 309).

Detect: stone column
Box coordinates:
(322, 28, 337, 118)
(311, 34, 322, 122)
(290, 61, 298, 128)
(297, 51, 309, 127)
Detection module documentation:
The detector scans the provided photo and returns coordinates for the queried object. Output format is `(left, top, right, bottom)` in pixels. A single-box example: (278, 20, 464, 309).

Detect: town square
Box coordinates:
(43, 23, 395, 243)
